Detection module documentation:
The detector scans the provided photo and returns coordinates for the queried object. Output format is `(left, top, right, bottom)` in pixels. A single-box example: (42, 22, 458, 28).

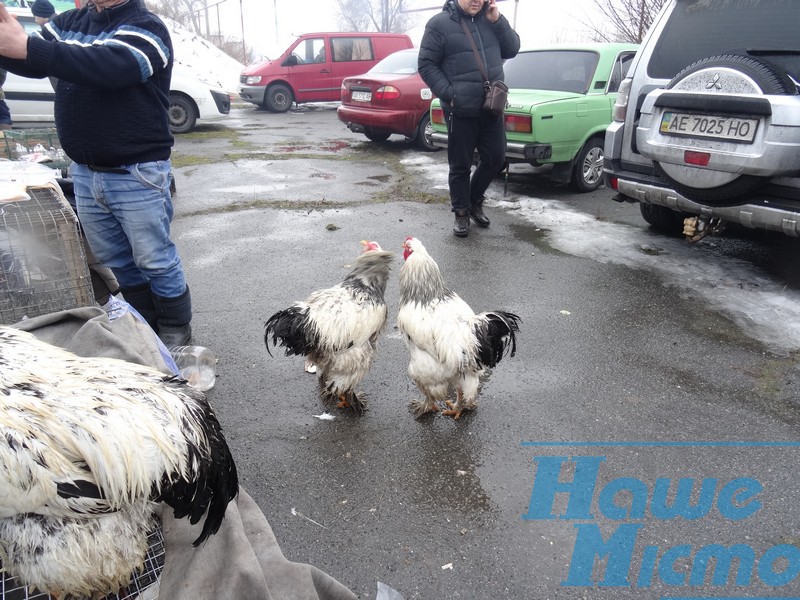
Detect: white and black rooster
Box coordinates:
(397, 237, 521, 419)
(0, 326, 239, 599)
(264, 240, 394, 414)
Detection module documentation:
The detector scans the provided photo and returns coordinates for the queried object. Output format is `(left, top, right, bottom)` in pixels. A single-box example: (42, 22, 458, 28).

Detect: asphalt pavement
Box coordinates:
(170, 104, 800, 600)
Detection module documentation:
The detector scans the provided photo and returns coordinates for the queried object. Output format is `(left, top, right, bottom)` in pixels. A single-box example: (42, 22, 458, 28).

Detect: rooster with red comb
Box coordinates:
(397, 236, 521, 419)
(264, 240, 394, 413)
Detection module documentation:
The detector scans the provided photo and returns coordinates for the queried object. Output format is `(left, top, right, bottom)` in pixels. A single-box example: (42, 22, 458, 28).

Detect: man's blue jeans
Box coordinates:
(71, 160, 187, 299)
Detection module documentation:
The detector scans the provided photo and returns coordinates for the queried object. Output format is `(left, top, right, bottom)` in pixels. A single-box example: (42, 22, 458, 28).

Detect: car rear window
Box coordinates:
(648, 0, 800, 80)
(369, 50, 418, 75)
(504, 51, 599, 94)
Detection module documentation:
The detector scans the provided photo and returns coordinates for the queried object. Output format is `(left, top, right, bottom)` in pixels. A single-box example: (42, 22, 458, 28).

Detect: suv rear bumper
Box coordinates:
(608, 170, 800, 237)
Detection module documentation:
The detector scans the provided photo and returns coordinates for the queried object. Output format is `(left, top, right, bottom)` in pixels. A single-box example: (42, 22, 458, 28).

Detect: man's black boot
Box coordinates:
(453, 209, 470, 237)
(119, 283, 158, 331)
(153, 286, 193, 347)
(470, 202, 490, 227)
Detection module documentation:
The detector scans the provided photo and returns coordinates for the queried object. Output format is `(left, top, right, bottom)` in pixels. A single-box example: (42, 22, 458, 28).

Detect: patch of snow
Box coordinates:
(163, 18, 244, 94)
(408, 155, 800, 354)
(498, 197, 800, 355)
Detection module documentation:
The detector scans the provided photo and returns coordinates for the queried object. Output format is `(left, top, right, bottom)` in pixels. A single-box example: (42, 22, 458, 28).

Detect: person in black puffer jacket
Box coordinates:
(419, 0, 519, 238)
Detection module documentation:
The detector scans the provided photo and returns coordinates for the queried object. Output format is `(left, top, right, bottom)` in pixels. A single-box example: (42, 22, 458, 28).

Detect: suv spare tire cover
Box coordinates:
(654, 54, 797, 207)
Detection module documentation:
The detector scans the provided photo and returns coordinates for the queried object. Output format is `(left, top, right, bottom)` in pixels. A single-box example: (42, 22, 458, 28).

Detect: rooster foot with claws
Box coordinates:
(408, 398, 439, 418)
(441, 400, 465, 420)
(336, 392, 366, 414)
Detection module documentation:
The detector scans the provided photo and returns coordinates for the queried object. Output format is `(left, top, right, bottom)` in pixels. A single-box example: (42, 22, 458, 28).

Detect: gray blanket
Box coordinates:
(12, 307, 358, 600)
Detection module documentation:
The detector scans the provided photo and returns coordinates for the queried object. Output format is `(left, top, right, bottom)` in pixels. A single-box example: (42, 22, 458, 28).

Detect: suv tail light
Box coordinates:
(684, 150, 711, 167)
(431, 107, 445, 125)
(612, 78, 632, 122)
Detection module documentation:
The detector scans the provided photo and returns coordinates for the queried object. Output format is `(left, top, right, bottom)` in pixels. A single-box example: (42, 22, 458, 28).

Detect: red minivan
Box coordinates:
(238, 32, 413, 112)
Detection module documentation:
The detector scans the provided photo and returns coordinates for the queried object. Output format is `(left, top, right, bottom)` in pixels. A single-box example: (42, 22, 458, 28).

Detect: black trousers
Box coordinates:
(445, 109, 506, 212)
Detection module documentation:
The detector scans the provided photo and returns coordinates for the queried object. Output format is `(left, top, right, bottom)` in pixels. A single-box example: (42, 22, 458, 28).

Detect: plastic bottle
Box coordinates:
(169, 345, 217, 392)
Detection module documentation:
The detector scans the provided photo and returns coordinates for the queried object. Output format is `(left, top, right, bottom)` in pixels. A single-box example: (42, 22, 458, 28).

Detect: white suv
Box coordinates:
(4, 10, 231, 134)
(603, 0, 800, 239)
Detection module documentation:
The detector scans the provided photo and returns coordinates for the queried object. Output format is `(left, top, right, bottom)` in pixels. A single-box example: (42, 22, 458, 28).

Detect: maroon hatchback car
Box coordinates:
(337, 48, 438, 151)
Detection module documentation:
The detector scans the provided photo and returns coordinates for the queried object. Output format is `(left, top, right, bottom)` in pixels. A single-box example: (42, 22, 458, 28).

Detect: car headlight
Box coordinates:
(243, 75, 262, 85)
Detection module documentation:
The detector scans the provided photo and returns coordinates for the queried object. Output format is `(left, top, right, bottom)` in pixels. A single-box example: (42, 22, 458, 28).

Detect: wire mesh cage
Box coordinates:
(0, 184, 95, 324)
(1, 129, 71, 177)
(0, 523, 165, 600)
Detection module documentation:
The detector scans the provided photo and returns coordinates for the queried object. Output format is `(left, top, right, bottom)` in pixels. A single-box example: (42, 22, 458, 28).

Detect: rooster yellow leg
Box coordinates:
(336, 394, 350, 409)
(442, 388, 464, 419)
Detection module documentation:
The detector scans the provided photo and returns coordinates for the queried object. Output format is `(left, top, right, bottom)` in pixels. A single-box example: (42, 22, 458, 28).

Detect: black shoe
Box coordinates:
(158, 323, 193, 348)
(470, 204, 490, 227)
(453, 209, 470, 237)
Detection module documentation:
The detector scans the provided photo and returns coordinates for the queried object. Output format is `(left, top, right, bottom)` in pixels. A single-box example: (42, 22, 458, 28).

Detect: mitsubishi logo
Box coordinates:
(706, 73, 722, 90)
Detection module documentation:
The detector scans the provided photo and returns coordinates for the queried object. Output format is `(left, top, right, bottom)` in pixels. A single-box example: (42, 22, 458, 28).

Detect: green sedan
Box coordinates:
(429, 43, 638, 192)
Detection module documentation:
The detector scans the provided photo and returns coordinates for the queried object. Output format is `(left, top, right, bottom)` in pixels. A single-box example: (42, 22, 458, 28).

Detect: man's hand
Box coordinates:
(485, 0, 500, 23)
(0, 4, 30, 60)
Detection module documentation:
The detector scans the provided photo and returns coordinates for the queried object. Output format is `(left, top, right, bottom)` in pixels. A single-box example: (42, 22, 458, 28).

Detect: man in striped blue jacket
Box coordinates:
(0, 0, 193, 347)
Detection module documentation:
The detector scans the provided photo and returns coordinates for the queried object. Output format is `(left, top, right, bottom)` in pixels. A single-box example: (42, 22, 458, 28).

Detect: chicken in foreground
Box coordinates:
(0, 326, 239, 599)
(264, 240, 394, 413)
(397, 237, 521, 419)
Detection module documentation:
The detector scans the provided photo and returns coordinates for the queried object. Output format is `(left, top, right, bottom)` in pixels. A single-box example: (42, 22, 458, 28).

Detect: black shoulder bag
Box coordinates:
(459, 18, 508, 117)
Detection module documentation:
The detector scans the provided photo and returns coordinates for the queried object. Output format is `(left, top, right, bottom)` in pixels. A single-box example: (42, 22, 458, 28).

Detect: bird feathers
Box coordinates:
(264, 244, 394, 412)
(0, 326, 238, 597)
(474, 311, 522, 369)
(397, 237, 521, 417)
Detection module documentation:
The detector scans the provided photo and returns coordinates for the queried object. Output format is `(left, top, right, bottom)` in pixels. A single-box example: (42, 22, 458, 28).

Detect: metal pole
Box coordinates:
(513, 0, 518, 30)
(239, 0, 246, 60)
(273, 0, 278, 41)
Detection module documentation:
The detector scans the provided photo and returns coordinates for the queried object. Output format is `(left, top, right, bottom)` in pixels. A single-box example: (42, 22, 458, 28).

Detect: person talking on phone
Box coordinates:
(418, 0, 519, 238)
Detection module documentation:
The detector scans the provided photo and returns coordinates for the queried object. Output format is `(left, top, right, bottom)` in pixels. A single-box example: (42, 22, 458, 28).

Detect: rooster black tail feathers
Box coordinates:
(191, 402, 239, 546)
(264, 306, 316, 357)
(157, 389, 239, 547)
(475, 311, 522, 369)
